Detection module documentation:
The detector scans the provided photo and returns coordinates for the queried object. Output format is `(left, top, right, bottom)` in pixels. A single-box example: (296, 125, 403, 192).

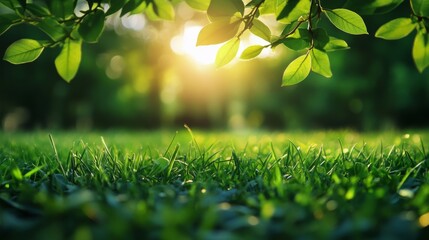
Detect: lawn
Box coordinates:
(1, 129, 429, 239)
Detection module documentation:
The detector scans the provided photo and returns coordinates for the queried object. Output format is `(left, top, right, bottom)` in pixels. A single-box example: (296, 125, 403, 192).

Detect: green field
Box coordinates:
(1, 130, 429, 239)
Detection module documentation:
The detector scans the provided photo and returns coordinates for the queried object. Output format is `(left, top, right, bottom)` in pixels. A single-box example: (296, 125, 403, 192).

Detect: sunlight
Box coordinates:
(170, 23, 275, 66)
(170, 25, 220, 65)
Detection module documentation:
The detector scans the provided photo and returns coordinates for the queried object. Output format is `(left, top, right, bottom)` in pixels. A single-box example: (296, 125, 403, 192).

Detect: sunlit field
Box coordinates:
(1, 0, 429, 239)
(1, 130, 429, 239)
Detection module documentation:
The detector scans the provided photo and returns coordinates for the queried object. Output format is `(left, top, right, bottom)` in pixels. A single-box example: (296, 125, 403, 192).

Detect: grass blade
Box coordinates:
(48, 134, 66, 176)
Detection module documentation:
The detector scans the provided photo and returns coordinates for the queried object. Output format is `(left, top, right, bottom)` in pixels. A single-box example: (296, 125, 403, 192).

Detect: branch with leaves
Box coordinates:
(0, 0, 428, 85)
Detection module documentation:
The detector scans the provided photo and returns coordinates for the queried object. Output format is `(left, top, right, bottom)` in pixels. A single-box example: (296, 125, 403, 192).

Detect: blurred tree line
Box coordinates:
(1, 3, 428, 131)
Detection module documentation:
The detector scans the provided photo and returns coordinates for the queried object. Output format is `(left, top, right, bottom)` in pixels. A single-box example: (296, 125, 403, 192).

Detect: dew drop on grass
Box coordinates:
(398, 189, 415, 198)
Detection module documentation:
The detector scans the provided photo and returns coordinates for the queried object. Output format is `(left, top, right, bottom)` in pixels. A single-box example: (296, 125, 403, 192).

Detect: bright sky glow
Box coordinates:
(121, 14, 146, 31)
(170, 24, 275, 66)
(170, 25, 220, 65)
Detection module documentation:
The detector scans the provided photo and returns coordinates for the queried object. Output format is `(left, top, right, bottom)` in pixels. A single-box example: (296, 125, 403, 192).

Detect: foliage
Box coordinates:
(0, 0, 428, 85)
(0, 130, 429, 238)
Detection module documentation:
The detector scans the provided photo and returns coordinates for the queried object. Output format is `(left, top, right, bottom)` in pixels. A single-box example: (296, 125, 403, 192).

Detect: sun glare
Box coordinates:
(170, 23, 275, 66)
(170, 25, 219, 65)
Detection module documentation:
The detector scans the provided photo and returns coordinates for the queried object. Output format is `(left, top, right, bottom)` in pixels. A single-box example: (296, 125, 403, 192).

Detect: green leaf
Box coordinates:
(130, 1, 148, 15)
(412, 31, 429, 73)
(0, 14, 20, 36)
(375, 18, 416, 40)
(107, 0, 127, 15)
(26, 3, 51, 17)
(282, 38, 309, 51)
(280, 22, 299, 36)
(282, 53, 311, 86)
(86, 0, 97, 9)
(215, 38, 240, 67)
(196, 19, 241, 46)
(55, 38, 82, 82)
(344, 0, 404, 15)
(247, 0, 264, 7)
(240, 45, 264, 60)
(49, 0, 76, 19)
(411, 0, 429, 16)
(3, 39, 44, 64)
(78, 10, 105, 43)
(282, 28, 311, 51)
(276, 0, 310, 23)
(324, 8, 368, 35)
(144, 3, 162, 20)
(311, 48, 332, 78)
(250, 19, 271, 42)
(36, 17, 66, 41)
(0, 0, 25, 15)
(0, 0, 16, 9)
(323, 36, 349, 52)
(259, 0, 276, 15)
(120, 0, 144, 16)
(151, 0, 175, 20)
(207, 0, 244, 22)
(312, 28, 330, 49)
(185, 0, 209, 11)
(16, 0, 25, 8)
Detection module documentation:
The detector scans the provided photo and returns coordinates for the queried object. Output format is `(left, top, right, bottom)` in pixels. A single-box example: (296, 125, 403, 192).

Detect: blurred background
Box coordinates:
(1, 2, 429, 132)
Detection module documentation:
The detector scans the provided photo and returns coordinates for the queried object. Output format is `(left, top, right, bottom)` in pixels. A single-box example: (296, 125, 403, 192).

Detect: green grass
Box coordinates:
(1, 130, 429, 239)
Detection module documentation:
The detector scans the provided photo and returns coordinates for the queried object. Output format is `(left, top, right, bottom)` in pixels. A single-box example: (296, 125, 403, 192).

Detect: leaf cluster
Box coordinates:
(193, 0, 428, 85)
(375, 0, 429, 73)
(1, 0, 174, 82)
(0, 0, 428, 85)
